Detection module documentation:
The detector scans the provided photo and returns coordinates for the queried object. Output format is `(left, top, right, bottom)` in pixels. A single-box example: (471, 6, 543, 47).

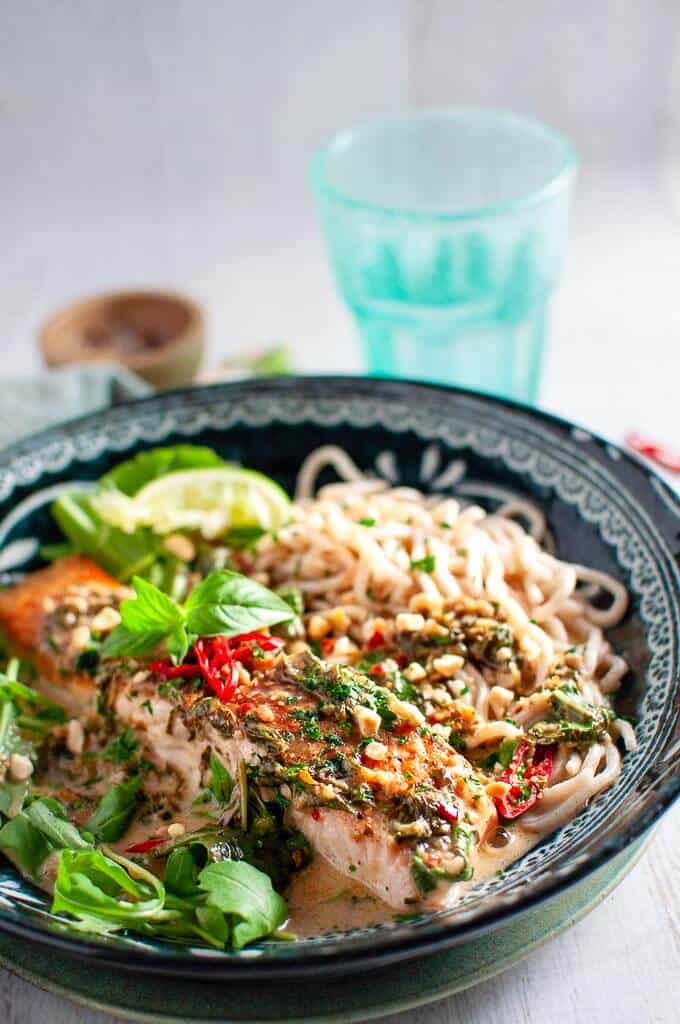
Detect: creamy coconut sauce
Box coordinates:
(285, 827, 539, 936)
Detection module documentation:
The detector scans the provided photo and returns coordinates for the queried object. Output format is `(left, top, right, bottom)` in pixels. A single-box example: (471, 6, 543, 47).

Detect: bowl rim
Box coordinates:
(0, 374, 676, 978)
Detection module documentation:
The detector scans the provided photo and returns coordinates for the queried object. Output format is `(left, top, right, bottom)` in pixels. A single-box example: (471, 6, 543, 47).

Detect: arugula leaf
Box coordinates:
(101, 445, 225, 497)
(86, 776, 142, 842)
(184, 572, 294, 638)
(194, 903, 230, 945)
(52, 847, 164, 923)
(164, 846, 201, 898)
(24, 800, 91, 850)
(0, 814, 52, 875)
(198, 860, 287, 949)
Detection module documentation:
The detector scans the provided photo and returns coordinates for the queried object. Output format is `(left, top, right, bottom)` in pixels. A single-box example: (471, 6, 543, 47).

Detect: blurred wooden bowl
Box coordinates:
(39, 291, 204, 390)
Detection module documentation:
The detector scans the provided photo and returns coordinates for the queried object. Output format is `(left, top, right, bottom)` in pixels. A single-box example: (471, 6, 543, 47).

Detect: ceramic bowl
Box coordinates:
(0, 377, 677, 979)
(39, 290, 204, 389)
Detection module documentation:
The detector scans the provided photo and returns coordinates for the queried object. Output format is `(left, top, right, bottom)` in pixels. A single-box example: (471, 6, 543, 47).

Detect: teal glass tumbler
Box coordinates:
(311, 110, 577, 403)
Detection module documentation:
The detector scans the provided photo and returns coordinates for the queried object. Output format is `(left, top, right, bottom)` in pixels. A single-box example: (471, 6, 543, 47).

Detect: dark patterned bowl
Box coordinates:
(0, 376, 677, 979)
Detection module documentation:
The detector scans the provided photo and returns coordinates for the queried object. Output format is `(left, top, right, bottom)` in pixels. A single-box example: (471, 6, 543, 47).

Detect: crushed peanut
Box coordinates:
(90, 606, 121, 633)
(163, 533, 196, 562)
(9, 753, 33, 781)
(65, 719, 85, 756)
(308, 614, 331, 639)
(432, 653, 465, 677)
(363, 740, 388, 761)
(403, 661, 426, 682)
(395, 612, 424, 633)
(353, 705, 381, 737)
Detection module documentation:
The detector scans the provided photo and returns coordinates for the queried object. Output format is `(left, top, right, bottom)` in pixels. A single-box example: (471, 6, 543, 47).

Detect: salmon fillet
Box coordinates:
(106, 651, 497, 909)
(0, 555, 127, 715)
(0, 561, 497, 909)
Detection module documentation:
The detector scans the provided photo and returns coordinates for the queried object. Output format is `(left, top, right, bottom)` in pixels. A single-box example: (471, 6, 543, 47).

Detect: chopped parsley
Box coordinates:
(410, 554, 436, 573)
(102, 727, 138, 763)
(358, 518, 376, 527)
(289, 709, 322, 742)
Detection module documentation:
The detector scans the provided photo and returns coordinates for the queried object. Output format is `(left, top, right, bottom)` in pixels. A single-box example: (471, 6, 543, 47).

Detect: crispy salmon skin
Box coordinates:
(0, 555, 127, 712)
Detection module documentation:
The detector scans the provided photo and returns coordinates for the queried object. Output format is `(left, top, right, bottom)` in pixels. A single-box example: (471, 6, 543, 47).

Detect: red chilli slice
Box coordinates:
(124, 837, 166, 854)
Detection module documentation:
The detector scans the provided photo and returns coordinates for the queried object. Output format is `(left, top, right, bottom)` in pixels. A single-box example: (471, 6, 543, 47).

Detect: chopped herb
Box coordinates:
(358, 518, 376, 527)
(322, 732, 343, 747)
(410, 554, 436, 573)
(102, 728, 138, 763)
(449, 731, 466, 753)
(289, 709, 321, 742)
(141, 699, 154, 715)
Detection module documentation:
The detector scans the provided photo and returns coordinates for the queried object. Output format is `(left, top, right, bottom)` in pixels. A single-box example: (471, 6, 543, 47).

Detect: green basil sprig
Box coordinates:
(102, 570, 294, 662)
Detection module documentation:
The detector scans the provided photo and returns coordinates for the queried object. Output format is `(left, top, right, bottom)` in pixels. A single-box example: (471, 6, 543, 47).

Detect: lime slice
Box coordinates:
(92, 467, 291, 539)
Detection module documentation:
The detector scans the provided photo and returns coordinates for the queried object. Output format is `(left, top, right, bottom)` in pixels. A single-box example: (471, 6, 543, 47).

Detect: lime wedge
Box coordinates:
(92, 467, 291, 539)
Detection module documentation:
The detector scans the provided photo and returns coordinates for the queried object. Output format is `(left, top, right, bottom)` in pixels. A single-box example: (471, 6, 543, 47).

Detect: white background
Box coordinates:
(1, 2, 678, 1021)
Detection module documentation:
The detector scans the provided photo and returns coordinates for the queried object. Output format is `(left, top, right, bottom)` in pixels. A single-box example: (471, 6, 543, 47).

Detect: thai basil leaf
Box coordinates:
(184, 571, 294, 638)
(0, 814, 52, 875)
(118, 576, 184, 635)
(101, 626, 167, 659)
(102, 574, 187, 659)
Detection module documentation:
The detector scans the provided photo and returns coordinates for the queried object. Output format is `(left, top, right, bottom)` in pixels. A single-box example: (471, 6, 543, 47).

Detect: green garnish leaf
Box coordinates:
(117, 576, 185, 639)
(51, 492, 161, 583)
(102, 570, 294, 660)
(102, 727, 139, 763)
(198, 860, 287, 949)
(184, 571, 294, 638)
(52, 847, 164, 923)
(208, 753, 234, 804)
(0, 814, 52, 875)
(224, 526, 267, 550)
(410, 554, 436, 573)
(86, 776, 142, 842)
(164, 846, 201, 898)
(24, 800, 91, 851)
(101, 445, 225, 497)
